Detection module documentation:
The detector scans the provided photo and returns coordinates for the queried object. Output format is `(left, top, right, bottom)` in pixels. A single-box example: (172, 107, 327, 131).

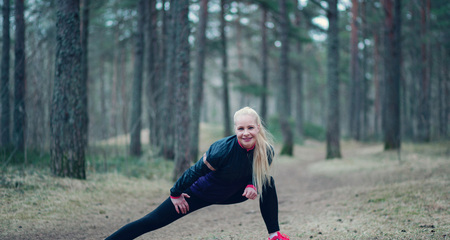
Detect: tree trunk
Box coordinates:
(220, 0, 231, 137)
(373, 31, 381, 138)
(361, 0, 369, 140)
(173, 1, 191, 181)
(260, 6, 268, 123)
(326, 0, 342, 159)
(1, 0, 11, 148)
(162, 0, 176, 160)
(382, 0, 401, 149)
(349, 0, 360, 140)
(278, 0, 293, 156)
(190, 0, 209, 161)
(417, 0, 431, 142)
(146, 0, 159, 149)
(51, 0, 85, 179)
(13, 0, 26, 153)
(130, 0, 145, 156)
(294, 0, 304, 141)
(80, 0, 89, 148)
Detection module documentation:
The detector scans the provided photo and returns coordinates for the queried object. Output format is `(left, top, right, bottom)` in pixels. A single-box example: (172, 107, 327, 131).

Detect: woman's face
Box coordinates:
(234, 114, 260, 149)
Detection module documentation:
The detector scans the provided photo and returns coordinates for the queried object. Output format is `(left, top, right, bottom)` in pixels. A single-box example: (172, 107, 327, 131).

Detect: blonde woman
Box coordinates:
(106, 107, 290, 240)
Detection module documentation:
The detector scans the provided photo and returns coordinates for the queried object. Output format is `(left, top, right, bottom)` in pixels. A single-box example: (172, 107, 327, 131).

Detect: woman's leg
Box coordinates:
(217, 179, 280, 234)
(105, 193, 211, 240)
(259, 177, 280, 234)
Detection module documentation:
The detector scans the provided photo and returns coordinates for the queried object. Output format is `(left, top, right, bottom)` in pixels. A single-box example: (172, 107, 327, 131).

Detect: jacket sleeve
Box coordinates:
(170, 156, 212, 197)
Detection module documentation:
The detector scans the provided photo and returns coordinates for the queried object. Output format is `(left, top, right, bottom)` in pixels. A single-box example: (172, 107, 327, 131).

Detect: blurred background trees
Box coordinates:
(0, 0, 449, 178)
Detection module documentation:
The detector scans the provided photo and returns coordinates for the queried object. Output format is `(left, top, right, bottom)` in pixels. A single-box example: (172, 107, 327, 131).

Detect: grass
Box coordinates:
(0, 130, 449, 239)
(0, 146, 174, 239)
(296, 141, 450, 240)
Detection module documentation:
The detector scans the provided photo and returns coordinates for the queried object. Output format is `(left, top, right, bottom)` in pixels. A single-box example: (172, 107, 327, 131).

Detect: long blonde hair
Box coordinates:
(234, 107, 274, 196)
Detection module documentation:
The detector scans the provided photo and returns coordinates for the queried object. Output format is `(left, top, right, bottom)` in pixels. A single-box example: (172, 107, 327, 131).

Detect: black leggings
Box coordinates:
(105, 178, 279, 240)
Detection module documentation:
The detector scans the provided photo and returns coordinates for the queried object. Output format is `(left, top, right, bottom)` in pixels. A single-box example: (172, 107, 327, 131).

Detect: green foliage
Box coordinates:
(2, 146, 173, 182)
(267, 115, 326, 143)
(267, 115, 299, 144)
(233, 83, 269, 97)
(86, 145, 173, 180)
(303, 122, 326, 141)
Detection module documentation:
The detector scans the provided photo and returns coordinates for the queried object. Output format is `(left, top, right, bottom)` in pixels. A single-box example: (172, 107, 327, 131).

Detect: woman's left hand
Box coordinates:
(242, 186, 258, 200)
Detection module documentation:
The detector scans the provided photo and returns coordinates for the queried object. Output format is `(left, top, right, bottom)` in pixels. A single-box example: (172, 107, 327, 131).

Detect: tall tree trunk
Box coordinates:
(220, 0, 231, 137)
(443, 46, 449, 139)
(437, 43, 444, 139)
(190, 0, 209, 161)
(294, 0, 304, 141)
(146, 0, 159, 149)
(326, 0, 342, 159)
(1, 0, 11, 148)
(13, 0, 26, 153)
(361, 0, 369, 140)
(405, 1, 420, 140)
(260, 6, 268, 123)
(51, 0, 85, 179)
(80, 0, 89, 148)
(162, 0, 176, 159)
(417, 0, 431, 142)
(156, 0, 167, 151)
(382, 0, 401, 149)
(111, 19, 120, 143)
(373, 31, 381, 138)
(130, 0, 145, 156)
(349, 0, 360, 140)
(278, 0, 293, 156)
(173, 1, 191, 181)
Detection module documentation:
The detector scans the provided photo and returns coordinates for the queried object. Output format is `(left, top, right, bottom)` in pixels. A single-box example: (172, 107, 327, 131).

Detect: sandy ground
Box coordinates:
(4, 142, 448, 240)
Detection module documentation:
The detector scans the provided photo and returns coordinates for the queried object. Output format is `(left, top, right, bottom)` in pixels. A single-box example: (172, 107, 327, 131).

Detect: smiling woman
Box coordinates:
(105, 106, 290, 240)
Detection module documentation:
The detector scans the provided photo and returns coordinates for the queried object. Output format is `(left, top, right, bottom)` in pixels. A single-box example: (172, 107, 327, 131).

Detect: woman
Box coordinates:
(106, 107, 290, 240)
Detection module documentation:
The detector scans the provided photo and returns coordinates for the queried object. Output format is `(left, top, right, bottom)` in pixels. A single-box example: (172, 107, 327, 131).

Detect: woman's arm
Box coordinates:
(169, 153, 215, 197)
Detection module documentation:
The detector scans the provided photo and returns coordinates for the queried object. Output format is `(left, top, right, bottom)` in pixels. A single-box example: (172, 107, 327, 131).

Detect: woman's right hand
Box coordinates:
(170, 193, 191, 214)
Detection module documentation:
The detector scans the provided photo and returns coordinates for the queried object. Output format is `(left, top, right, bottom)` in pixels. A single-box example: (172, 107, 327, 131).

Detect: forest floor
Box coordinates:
(1, 131, 449, 239)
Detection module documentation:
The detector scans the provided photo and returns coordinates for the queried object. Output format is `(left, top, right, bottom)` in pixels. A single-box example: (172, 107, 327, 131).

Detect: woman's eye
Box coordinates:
(238, 128, 244, 131)
(249, 127, 254, 129)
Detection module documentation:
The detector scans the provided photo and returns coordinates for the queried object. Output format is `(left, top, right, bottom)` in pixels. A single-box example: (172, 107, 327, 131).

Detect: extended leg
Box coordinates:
(259, 177, 280, 234)
(105, 193, 211, 240)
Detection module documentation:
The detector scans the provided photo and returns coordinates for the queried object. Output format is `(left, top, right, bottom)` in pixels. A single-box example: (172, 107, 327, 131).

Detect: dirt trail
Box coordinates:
(92, 142, 355, 240)
(6, 143, 387, 240)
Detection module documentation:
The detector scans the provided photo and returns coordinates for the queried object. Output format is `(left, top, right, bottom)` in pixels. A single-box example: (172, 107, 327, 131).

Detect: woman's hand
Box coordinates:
(242, 186, 258, 200)
(170, 193, 191, 214)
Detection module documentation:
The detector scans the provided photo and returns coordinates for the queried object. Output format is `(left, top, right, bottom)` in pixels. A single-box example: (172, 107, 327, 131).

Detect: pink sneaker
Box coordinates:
(269, 232, 290, 240)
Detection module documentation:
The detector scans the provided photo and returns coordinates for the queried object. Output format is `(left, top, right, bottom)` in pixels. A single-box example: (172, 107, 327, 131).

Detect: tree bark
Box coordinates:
(130, 0, 145, 156)
(173, 1, 191, 181)
(260, 6, 268, 123)
(294, 0, 304, 141)
(80, 0, 89, 148)
(361, 0, 369, 140)
(278, 0, 293, 156)
(146, 0, 160, 149)
(373, 31, 381, 138)
(382, 0, 401, 149)
(14, 0, 26, 152)
(349, 0, 361, 140)
(1, 0, 11, 147)
(326, 0, 342, 159)
(162, 0, 176, 160)
(220, 0, 232, 137)
(417, 0, 431, 142)
(51, 0, 85, 179)
(190, 0, 209, 161)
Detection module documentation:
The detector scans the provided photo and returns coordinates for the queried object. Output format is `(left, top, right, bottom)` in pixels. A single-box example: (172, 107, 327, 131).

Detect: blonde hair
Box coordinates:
(234, 107, 274, 196)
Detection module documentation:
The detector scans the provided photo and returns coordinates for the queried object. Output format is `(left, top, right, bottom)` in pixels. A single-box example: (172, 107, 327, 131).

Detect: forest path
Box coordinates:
(87, 141, 383, 240)
(10, 140, 445, 240)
